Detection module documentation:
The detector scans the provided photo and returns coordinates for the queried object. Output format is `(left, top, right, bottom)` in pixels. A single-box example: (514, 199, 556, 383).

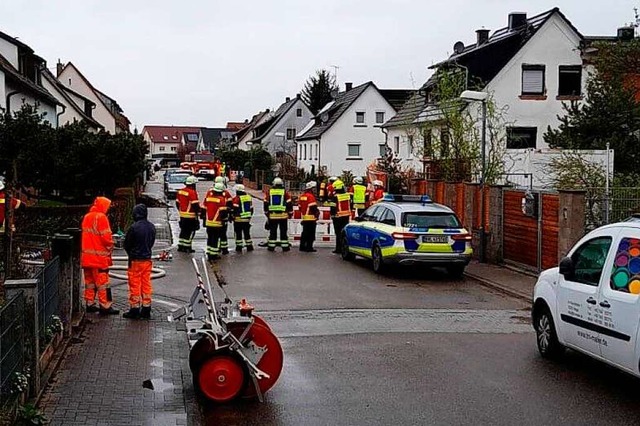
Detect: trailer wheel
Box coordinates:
(189, 334, 217, 374)
(198, 355, 246, 403)
(252, 314, 271, 331)
(241, 323, 284, 399)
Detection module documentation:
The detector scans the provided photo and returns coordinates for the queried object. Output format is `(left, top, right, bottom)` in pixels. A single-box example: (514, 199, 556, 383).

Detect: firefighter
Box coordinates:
(231, 184, 254, 252)
(123, 204, 156, 320)
(298, 181, 320, 252)
(81, 196, 119, 315)
(330, 180, 351, 254)
(370, 180, 386, 205)
(176, 176, 200, 253)
(349, 176, 369, 217)
(213, 176, 232, 254)
(264, 177, 293, 251)
(0, 181, 21, 235)
(220, 162, 227, 179)
(324, 176, 338, 207)
(202, 182, 229, 261)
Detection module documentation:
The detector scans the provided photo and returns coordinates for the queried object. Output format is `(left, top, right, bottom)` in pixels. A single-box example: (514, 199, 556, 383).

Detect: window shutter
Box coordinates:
(523, 69, 544, 94)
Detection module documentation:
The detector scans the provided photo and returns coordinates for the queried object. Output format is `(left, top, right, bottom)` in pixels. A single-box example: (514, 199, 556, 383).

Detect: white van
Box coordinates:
(533, 219, 640, 376)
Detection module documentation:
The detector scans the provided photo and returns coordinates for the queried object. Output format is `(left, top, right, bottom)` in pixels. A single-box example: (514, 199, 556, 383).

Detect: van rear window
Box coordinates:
(402, 212, 461, 229)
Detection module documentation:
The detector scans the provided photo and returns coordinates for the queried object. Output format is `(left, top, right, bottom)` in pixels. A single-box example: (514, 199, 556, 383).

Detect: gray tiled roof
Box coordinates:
(296, 82, 373, 141)
(381, 91, 427, 129)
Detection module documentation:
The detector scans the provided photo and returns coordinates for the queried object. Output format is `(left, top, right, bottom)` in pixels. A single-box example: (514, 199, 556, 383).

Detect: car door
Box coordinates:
(557, 233, 615, 356)
(348, 205, 380, 255)
(598, 229, 640, 372)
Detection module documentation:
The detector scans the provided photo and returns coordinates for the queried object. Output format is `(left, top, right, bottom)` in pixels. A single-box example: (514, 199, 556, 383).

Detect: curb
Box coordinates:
(464, 271, 532, 303)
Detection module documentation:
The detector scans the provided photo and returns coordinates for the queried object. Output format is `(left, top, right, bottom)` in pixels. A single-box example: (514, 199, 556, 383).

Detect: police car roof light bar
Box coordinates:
(383, 194, 432, 204)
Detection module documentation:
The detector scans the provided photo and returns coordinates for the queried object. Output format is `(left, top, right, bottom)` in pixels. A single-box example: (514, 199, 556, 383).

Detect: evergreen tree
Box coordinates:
(301, 69, 338, 115)
(544, 38, 640, 177)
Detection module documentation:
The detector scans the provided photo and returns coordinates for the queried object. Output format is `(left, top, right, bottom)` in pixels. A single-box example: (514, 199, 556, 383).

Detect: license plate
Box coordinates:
(422, 235, 448, 244)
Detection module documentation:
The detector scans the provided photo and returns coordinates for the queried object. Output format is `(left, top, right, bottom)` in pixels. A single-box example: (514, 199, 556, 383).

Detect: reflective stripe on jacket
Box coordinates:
(81, 196, 114, 268)
(232, 194, 253, 222)
(352, 184, 367, 207)
(298, 192, 319, 222)
(204, 194, 227, 227)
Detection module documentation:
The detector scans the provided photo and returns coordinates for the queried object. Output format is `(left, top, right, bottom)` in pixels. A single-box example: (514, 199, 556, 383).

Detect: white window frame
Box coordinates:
(375, 111, 385, 124)
(394, 136, 400, 155)
(315, 143, 318, 160)
(286, 128, 296, 140)
(379, 144, 387, 157)
(171, 146, 177, 152)
(347, 143, 361, 158)
(303, 144, 307, 160)
(355, 111, 365, 124)
(159, 146, 166, 152)
(522, 64, 545, 95)
(296, 108, 303, 117)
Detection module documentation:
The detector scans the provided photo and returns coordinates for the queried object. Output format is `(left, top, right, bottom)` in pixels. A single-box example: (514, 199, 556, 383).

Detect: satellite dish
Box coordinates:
(453, 41, 465, 54)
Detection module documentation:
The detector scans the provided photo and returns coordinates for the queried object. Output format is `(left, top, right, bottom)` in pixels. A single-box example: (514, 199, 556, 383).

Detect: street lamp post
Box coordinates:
(460, 90, 489, 263)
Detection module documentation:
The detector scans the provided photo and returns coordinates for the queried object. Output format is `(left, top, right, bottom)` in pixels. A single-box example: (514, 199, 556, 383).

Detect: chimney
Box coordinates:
(56, 59, 64, 77)
(617, 26, 635, 41)
(286, 96, 291, 102)
(476, 28, 490, 46)
(345, 82, 353, 91)
(508, 12, 527, 31)
(296, 93, 301, 99)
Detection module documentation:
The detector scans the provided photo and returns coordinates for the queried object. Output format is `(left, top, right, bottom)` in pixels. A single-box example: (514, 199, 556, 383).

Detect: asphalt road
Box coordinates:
(149, 175, 640, 426)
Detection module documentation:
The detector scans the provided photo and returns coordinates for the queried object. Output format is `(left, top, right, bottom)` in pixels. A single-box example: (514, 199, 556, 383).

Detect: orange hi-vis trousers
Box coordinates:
(127, 260, 153, 308)
(83, 268, 112, 309)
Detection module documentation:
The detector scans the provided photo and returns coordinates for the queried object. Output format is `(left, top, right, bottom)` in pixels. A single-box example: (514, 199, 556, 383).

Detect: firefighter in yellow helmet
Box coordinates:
(330, 179, 351, 254)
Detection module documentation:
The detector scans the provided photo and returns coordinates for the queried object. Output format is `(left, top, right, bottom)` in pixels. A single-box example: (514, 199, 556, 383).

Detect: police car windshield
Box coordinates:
(402, 212, 460, 228)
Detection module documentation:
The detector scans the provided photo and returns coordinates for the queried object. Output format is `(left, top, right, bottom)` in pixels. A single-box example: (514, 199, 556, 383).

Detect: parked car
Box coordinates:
(165, 173, 190, 199)
(340, 194, 472, 276)
(196, 168, 216, 180)
(164, 169, 191, 193)
(532, 220, 640, 378)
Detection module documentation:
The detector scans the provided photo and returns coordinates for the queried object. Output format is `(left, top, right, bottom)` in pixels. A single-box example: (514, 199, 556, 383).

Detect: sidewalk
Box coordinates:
(465, 261, 537, 302)
(38, 192, 196, 425)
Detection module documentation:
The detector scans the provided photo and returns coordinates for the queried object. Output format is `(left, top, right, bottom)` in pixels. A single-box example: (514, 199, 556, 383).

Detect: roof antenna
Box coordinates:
(330, 64, 340, 85)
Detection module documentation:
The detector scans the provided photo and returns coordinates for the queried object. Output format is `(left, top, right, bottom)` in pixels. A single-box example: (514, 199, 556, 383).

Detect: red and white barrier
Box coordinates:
(289, 206, 335, 243)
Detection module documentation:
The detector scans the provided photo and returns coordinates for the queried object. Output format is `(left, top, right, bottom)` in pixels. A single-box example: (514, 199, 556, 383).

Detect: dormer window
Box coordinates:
(163, 135, 169, 140)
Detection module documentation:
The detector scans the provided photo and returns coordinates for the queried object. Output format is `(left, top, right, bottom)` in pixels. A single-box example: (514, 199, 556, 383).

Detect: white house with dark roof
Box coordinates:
(245, 94, 312, 156)
(57, 61, 130, 133)
(384, 8, 605, 180)
(234, 110, 273, 151)
(0, 30, 59, 126)
(296, 82, 412, 177)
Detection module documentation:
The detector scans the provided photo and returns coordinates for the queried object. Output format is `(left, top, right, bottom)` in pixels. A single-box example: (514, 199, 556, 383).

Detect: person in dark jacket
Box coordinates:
(123, 204, 156, 319)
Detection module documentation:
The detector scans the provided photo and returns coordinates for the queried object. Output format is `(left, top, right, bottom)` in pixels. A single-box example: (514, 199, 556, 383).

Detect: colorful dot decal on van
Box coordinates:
(611, 238, 640, 294)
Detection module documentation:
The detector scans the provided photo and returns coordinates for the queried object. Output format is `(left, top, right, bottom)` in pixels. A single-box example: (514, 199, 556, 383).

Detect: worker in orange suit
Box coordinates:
(81, 196, 119, 315)
(123, 204, 156, 320)
(0, 181, 21, 235)
(298, 181, 320, 252)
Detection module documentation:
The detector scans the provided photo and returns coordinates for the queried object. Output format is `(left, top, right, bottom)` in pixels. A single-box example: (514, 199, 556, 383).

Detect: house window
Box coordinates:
(303, 144, 307, 160)
(394, 136, 400, 155)
(440, 128, 450, 157)
(296, 108, 303, 117)
(558, 65, 582, 96)
(408, 135, 414, 156)
(315, 144, 318, 160)
(507, 127, 538, 149)
(356, 112, 365, 124)
(286, 128, 296, 140)
(375, 112, 385, 124)
(379, 144, 387, 157)
(423, 130, 433, 158)
(522, 65, 545, 95)
(159, 146, 166, 152)
(348, 144, 361, 157)
(171, 147, 177, 152)
(163, 136, 168, 140)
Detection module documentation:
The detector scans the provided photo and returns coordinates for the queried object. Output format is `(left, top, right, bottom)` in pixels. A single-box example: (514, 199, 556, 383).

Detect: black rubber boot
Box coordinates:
(122, 308, 140, 319)
(86, 305, 99, 313)
(246, 245, 254, 251)
(236, 246, 243, 253)
(140, 306, 151, 319)
(99, 307, 120, 315)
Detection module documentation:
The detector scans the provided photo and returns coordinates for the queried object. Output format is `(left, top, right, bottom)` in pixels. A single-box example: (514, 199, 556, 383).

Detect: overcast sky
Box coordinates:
(1, 1, 636, 129)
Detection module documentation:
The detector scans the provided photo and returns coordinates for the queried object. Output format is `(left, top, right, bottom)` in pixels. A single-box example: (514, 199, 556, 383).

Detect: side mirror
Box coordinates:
(559, 257, 574, 278)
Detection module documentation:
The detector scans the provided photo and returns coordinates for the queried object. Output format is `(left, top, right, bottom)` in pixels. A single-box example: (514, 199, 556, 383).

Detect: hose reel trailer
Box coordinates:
(168, 258, 283, 403)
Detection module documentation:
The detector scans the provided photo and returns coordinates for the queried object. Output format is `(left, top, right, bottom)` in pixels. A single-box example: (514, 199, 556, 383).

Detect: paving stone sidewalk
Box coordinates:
(39, 284, 192, 426)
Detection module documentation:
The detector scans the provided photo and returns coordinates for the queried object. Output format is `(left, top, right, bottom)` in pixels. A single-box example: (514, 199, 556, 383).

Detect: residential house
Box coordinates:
(234, 110, 272, 151)
(0, 30, 59, 126)
(245, 94, 313, 157)
(142, 125, 201, 166)
(196, 127, 235, 153)
(41, 68, 103, 131)
(296, 82, 412, 176)
(385, 8, 593, 177)
(226, 122, 248, 132)
(57, 61, 130, 133)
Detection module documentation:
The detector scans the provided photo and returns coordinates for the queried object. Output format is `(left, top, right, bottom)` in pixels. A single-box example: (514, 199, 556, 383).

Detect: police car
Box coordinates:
(340, 194, 472, 277)
(533, 219, 640, 378)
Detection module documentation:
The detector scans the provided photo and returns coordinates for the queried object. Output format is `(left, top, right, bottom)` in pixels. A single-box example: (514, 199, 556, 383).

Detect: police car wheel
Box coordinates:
(371, 244, 385, 274)
(341, 235, 355, 261)
(535, 307, 563, 359)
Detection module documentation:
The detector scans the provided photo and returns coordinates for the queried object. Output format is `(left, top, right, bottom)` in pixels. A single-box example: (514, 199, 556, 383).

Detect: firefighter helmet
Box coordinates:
(328, 176, 338, 183)
(305, 181, 317, 189)
(272, 177, 284, 186)
(235, 184, 246, 192)
(354, 176, 363, 185)
(213, 182, 225, 192)
(333, 180, 344, 190)
(185, 176, 198, 185)
(214, 176, 225, 184)
(373, 180, 383, 187)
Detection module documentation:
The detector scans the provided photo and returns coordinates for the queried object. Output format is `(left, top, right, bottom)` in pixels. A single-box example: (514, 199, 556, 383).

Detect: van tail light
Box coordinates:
(452, 234, 472, 242)
(392, 232, 417, 240)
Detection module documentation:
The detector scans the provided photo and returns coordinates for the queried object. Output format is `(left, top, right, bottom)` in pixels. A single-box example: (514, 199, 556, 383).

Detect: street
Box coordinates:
(149, 178, 640, 425)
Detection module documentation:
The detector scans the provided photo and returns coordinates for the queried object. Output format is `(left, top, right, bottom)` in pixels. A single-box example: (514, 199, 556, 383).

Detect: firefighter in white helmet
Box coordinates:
(298, 181, 320, 252)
